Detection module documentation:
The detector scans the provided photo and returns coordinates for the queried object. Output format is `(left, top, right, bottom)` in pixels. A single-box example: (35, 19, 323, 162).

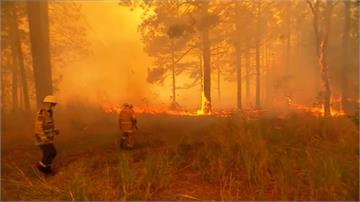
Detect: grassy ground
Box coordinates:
(1, 109, 359, 200)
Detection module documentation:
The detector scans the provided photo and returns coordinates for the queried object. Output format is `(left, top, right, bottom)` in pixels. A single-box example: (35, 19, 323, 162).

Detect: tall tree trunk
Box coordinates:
(199, 50, 203, 105)
(201, 2, 211, 112)
(5, 4, 19, 112)
(216, 47, 221, 103)
(319, 42, 331, 117)
(202, 29, 211, 110)
(285, 2, 291, 76)
(255, 3, 261, 109)
(9, 3, 31, 112)
(318, 2, 334, 117)
(236, 45, 242, 110)
(264, 45, 270, 105)
(235, 3, 242, 110)
(1, 60, 6, 107)
(245, 47, 250, 103)
(341, 1, 350, 113)
(27, 2, 53, 107)
(11, 51, 18, 112)
(171, 40, 176, 105)
(311, 0, 320, 56)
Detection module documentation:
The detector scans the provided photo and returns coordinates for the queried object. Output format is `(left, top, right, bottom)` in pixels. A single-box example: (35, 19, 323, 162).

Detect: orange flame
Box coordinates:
(101, 104, 231, 117)
(292, 104, 343, 116)
(196, 92, 211, 115)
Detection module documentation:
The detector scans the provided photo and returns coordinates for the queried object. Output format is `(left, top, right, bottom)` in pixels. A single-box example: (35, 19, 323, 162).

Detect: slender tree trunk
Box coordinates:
(216, 47, 221, 103)
(1, 60, 6, 106)
(235, 3, 242, 110)
(199, 50, 203, 105)
(341, 1, 350, 113)
(9, 3, 31, 112)
(5, 4, 18, 112)
(201, 2, 211, 112)
(27, 2, 53, 107)
(267, 45, 274, 107)
(285, 3, 291, 76)
(245, 47, 250, 103)
(11, 52, 18, 112)
(236, 45, 242, 110)
(319, 41, 331, 117)
(202, 28, 211, 110)
(264, 45, 270, 105)
(318, 2, 334, 117)
(255, 3, 261, 109)
(171, 40, 176, 105)
(312, 1, 320, 56)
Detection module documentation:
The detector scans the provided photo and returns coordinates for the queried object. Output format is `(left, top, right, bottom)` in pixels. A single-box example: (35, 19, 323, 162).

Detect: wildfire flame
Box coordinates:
(102, 96, 348, 118)
(196, 92, 211, 115)
(291, 104, 345, 117)
(286, 96, 345, 117)
(102, 103, 231, 118)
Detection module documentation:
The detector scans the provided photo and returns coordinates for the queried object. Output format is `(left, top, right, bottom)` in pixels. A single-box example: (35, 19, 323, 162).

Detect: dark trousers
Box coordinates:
(39, 143, 57, 166)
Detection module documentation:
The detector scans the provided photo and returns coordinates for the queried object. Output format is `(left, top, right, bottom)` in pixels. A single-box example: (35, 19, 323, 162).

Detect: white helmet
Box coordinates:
(43, 95, 57, 104)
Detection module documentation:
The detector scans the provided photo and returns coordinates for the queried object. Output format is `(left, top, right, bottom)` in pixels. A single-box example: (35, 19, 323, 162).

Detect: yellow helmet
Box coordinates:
(43, 95, 57, 104)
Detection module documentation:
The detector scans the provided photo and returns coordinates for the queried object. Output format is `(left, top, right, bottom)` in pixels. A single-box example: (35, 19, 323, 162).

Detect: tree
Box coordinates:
(233, 2, 244, 110)
(133, 0, 219, 111)
(341, 0, 350, 113)
(138, 1, 196, 108)
(27, 1, 53, 107)
(255, 1, 262, 109)
(8, 2, 31, 112)
(307, 0, 337, 117)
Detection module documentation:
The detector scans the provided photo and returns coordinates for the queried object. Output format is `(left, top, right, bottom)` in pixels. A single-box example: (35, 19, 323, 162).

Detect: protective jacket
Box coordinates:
(119, 107, 136, 133)
(34, 108, 57, 146)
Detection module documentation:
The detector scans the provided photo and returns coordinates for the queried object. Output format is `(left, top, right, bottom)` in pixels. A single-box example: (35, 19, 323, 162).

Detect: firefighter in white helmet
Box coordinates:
(34, 95, 59, 176)
(118, 103, 137, 149)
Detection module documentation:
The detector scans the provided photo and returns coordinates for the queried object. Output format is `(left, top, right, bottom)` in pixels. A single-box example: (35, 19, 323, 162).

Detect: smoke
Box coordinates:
(55, 3, 157, 108)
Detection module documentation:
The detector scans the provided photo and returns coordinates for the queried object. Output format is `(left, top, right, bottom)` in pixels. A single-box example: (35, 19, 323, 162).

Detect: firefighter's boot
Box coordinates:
(44, 166, 55, 176)
(36, 162, 48, 174)
(120, 137, 127, 149)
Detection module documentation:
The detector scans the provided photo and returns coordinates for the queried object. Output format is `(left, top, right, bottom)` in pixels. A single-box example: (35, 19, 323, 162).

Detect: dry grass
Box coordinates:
(1, 110, 359, 200)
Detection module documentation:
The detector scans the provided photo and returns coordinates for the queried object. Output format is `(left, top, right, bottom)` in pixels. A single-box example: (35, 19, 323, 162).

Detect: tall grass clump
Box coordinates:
(115, 153, 138, 200)
(189, 113, 358, 200)
(142, 153, 173, 199)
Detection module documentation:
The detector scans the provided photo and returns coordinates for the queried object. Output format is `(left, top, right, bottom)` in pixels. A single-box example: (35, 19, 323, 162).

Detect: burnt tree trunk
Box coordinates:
(216, 47, 221, 102)
(245, 46, 250, 102)
(4, 4, 19, 112)
(9, 3, 31, 112)
(171, 40, 176, 105)
(308, 0, 334, 117)
(27, 2, 53, 107)
(255, 3, 261, 109)
(11, 51, 18, 112)
(236, 46, 242, 110)
(202, 28, 211, 110)
(201, 2, 211, 111)
(341, 1, 350, 113)
(285, 2, 291, 76)
(318, 1, 334, 117)
(308, 0, 321, 56)
(235, 3, 242, 110)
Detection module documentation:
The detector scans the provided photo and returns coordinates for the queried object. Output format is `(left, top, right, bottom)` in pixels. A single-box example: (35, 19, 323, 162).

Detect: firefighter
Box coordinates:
(118, 103, 137, 149)
(34, 95, 59, 176)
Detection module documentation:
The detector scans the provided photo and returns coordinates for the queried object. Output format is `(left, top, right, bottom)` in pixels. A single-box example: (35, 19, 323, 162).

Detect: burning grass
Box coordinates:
(1, 110, 359, 200)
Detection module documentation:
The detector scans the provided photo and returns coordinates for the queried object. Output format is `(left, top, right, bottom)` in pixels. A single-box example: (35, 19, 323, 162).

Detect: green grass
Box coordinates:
(1, 111, 359, 200)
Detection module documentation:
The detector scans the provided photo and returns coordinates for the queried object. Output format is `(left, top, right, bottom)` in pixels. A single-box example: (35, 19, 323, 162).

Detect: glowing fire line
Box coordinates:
(102, 105, 231, 117)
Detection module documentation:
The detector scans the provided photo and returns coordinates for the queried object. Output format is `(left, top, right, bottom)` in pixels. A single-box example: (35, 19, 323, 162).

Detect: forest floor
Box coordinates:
(1, 108, 359, 200)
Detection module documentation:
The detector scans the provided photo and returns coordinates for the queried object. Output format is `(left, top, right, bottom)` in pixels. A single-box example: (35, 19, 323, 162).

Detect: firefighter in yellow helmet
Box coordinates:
(33, 95, 59, 176)
(118, 103, 137, 149)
